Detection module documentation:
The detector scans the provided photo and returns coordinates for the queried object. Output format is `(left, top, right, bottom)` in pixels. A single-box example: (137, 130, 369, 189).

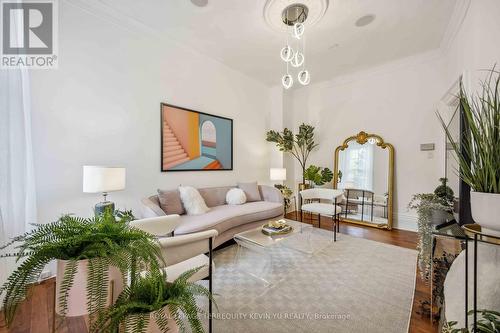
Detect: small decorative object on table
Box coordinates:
(262, 219, 293, 236)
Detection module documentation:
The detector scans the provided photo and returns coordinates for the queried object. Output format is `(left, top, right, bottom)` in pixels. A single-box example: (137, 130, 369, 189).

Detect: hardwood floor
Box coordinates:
(0, 212, 436, 333)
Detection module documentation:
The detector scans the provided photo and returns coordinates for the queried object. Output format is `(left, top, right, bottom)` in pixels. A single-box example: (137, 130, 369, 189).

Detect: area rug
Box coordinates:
(197, 228, 417, 333)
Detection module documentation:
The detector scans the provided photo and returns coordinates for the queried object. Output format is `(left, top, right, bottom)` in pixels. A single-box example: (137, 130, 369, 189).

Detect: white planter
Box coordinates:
(55, 259, 124, 317)
(444, 243, 500, 329)
(470, 191, 500, 236)
(126, 307, 179, 333)
(430, 209, 450, 225)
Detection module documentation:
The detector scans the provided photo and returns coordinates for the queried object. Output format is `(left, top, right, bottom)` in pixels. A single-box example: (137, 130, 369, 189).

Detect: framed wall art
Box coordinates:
(161, 103, 233, 172)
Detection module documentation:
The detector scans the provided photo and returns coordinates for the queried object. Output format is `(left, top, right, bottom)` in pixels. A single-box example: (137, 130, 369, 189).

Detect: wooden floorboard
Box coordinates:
(0, 212, 436, 332)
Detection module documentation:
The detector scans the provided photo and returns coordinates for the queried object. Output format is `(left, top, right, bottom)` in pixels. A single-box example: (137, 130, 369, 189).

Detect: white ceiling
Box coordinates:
(95, 0, 456, 86)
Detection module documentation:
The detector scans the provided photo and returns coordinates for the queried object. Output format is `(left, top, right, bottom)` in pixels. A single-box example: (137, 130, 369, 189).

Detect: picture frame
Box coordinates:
(160, 103, 233, 172)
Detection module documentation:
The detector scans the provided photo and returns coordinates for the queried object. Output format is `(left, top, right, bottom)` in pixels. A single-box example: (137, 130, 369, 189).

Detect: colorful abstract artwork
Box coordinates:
(161, 103, 233, 171)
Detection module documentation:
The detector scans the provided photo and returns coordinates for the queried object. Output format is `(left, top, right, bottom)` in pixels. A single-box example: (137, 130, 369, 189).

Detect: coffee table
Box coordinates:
(233, 219, 323, 284)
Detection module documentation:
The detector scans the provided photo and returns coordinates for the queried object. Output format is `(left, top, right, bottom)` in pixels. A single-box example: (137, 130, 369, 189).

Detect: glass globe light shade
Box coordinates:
(297, 70, 310, 85)
(280, 45, 293, 62)
(292, 23, 305, 39)
(282, 74, 293, 89)
(290, 52, 304, 67)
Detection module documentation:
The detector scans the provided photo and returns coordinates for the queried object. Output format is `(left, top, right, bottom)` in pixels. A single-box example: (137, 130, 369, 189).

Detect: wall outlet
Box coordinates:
(420, 143, 435, 151)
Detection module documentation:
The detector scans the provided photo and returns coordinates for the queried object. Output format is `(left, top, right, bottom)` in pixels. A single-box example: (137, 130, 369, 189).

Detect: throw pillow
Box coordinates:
(226, 188, 247, 205)
(178, 186, 210, 215)
(157, 189, 185, 215)
(237, 182, 262, 202)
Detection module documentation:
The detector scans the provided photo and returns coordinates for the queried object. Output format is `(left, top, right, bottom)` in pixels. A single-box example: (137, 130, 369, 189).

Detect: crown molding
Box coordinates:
(65, 0, 162, 38)
(440, 0, 471, 52)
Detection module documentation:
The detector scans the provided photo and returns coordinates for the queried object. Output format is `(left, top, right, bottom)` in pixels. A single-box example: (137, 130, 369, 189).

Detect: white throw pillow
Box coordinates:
(178, 186, 210, 215)
(226, 188, 247, 205)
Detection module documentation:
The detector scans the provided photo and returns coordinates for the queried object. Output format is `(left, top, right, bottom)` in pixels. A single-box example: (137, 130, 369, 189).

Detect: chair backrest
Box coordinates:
(300, 188, 343, 201)
(344, 188, 374, 200)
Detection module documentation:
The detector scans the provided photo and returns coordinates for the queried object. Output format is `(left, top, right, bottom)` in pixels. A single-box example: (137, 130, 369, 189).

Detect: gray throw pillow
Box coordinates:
(237, 182, 262, 202)
(157, 189, 185, 215)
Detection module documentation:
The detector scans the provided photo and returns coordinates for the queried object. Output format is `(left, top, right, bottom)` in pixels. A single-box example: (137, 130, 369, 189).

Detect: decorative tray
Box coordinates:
(262, 219, 293, 236)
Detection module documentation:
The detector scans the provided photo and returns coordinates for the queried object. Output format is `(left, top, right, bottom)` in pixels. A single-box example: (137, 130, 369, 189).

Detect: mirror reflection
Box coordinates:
(334, 132, 394, 229)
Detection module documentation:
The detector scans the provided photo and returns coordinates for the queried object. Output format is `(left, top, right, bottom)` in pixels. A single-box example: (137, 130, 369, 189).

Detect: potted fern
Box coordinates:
(92, 268, 214, 333)
(439, 67, 500, 235)
(0, 210, 163, 326)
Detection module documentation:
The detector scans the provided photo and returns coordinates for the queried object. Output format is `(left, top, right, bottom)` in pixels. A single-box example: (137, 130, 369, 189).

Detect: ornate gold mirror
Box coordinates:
(333, 131, 394, 229)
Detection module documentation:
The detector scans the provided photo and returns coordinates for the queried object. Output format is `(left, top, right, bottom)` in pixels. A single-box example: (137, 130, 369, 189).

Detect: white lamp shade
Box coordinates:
(83, 166, 126, 193)
(270, 168, 286, 181)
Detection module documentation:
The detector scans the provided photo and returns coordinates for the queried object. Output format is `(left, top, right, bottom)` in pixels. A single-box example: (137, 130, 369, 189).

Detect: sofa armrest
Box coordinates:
(130, 215, 181, 237)
(141, 197, 166, 218)
(157, 230, 218, 267)
(260, 185, 284, 204)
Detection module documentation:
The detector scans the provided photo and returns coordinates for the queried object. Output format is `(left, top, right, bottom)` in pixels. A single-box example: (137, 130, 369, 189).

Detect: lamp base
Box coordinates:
(94, 201, 115, 216)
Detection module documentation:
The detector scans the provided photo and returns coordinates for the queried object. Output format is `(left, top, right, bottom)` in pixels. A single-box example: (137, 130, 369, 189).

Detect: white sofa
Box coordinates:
(141, 185, 284, 247)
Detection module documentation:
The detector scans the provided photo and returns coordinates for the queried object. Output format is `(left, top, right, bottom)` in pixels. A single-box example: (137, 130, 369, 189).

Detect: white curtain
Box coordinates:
(0, 66, 37, 292)
(338, 142, 374, 191)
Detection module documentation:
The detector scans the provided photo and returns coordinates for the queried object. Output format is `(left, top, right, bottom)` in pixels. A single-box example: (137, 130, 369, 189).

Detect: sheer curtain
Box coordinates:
(338, 142, 374, 191)
(0, 66, 37, 292)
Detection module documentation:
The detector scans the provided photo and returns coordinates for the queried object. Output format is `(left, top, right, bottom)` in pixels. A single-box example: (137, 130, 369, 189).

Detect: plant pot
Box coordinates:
(298, 183, 310, 192)
(126, 307, 179, 333)
(430, 209, 451, 225)
(55, 259, 124, 317)
(470, 191, 500, 236)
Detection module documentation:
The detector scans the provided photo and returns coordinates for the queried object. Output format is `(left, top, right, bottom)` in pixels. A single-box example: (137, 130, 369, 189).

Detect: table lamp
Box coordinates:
(83, 166, 126, 215)
(270, 168, 286, 185)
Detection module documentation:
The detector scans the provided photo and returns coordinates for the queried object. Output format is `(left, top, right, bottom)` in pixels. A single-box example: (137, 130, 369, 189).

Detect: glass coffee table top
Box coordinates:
(234, 218, 313, 249)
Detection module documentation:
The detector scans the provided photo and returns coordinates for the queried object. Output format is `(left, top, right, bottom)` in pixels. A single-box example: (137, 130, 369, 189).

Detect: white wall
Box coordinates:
(30, 2, 278, 222)
(285, 52, 448, 230)
(444, 0, 500, 88)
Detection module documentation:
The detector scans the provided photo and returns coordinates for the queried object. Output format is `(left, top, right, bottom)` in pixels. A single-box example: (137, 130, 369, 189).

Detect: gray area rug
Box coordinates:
(197, 228, 417, 333)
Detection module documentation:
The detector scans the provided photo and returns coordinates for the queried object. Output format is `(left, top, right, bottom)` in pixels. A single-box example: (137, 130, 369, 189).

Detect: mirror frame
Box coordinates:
(333, 131, 395, 230)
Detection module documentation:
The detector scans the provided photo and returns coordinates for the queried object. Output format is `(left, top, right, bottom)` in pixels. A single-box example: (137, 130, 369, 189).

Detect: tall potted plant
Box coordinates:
(0, 210, 163, 326)
(266, 123, 318, 188)
(439, 68, 500, 235)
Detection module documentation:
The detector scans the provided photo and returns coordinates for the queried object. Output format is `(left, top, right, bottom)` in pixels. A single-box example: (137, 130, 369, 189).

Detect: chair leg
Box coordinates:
(318, 213, 321, 229)
(300, 209, 303, 222)
(209, 238, 213, 333)
(333, 215, 337, 242)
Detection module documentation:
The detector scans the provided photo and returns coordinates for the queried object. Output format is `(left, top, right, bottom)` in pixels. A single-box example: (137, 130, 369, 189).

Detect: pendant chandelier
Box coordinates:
(280, 4, 310, 89)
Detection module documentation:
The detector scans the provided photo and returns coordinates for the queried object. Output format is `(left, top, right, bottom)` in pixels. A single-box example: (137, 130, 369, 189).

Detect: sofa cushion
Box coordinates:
(237, 182, 262, 202)
(198, 186, 235, 207)
(174, 201, 283, 235)
(226, 188, 247, 205)
(179, 186, 210, 215)
(157, 189, 185, 215)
